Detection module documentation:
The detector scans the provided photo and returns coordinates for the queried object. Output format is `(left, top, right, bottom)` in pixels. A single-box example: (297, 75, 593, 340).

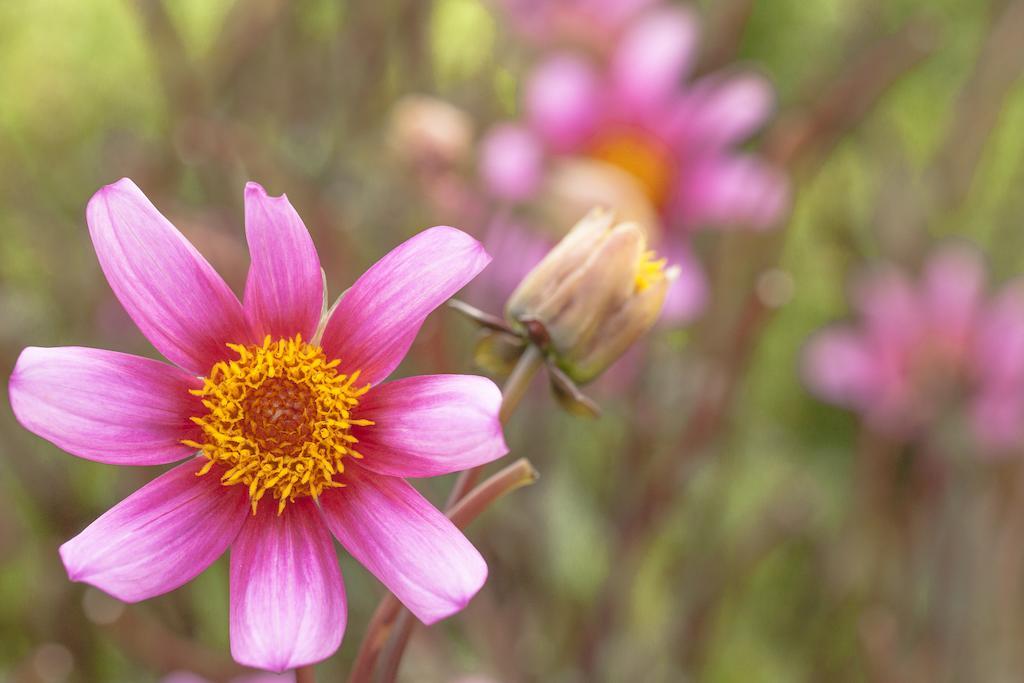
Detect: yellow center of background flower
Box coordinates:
(184, 335, 372, 514)
(635, 250, 669, 293)
(588, 130, 676, 209)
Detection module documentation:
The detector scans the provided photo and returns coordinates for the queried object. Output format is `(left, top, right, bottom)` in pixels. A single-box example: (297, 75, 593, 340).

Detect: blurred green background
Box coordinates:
(3, 1, 1024, 681)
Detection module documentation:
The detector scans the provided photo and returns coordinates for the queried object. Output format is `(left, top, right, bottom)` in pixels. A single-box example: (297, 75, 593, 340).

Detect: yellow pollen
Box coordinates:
(635, 250, 668, 293)
(183, 335, 372, 515)
(588, 130, 676, 208)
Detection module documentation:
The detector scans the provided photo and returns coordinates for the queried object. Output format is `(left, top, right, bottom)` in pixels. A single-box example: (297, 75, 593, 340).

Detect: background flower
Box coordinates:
(804, 244, 1024, 452)
(473, 3, 788, 326)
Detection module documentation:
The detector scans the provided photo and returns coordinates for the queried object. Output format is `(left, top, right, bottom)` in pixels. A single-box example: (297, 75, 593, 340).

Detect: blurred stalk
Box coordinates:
(698, 0, 758, 74)
(103, 604, 252, 682)
(206, 0, 290, 92)
(930, 0, 1024, 212)
(347, 347, 544, 683)
(671, 490, 815, 674)
(296, 665, 316, 683)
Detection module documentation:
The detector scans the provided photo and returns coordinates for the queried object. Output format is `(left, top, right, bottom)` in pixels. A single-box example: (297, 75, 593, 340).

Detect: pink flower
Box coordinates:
(803, 244, 1024, 452)
(9, 179, 508, 671)
(480, 5, 789, 233)
(475, 5, 787, 324)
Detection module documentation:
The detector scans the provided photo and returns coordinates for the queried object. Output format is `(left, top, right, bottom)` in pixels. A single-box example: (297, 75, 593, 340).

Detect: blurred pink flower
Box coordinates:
(803, 244, 1024, 452)
(480, 5, 789, 232)
(476, 4, 786, 325)
(9, 179, 508, 671)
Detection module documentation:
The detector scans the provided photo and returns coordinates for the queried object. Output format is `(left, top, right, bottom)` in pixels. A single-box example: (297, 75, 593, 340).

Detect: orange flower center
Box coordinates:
(588, 130, 676, 208)
(183, 335, 372, 514)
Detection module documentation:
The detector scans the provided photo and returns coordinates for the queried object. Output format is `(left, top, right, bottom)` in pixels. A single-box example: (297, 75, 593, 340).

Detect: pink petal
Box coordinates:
(611, 6, 699, 111)
(971, 388, 1024, 451)
(686, 72, 775, 147)
(59, 459, 248, 603)
(229, 499, 346, 672)
(526, 54, 603, 152)
(802, 327, 879, 409)
(675, 155, 790, 229)
(853, 267, 921, 345)
(320, 227, 491, 384)
(975, 279, 1024, 385)
(243, 182, 323, 341)
(350, 375, 507, 478)
(468, 216, 551, 311)
(9, 346, 203, 465)
(658, 239, 707, 324)
(320, 465, 487, 624)
(87, 179, 250, 375)
(922, 243, 986, 346)
(590, 0, 661, 31)
(479, 124, 546, 201)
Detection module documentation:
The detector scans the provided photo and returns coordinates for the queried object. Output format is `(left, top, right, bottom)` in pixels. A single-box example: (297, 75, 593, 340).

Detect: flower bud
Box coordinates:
(506, 209, 677, 384)
(387, 95, 473, 169)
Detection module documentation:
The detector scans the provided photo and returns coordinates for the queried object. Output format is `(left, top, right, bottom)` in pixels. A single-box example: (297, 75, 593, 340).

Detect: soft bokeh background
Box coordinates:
(3, 0, 1024, 681)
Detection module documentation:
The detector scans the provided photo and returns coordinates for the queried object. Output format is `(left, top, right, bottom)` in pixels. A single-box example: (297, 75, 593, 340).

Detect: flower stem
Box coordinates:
(295, 664, 316, 683)
(373, 458, 539, 683)
(498, 344, 545, 424)
(446, 344, 544, 507)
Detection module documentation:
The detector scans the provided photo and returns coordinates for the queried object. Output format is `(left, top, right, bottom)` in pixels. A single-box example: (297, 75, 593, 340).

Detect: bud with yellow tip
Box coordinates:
(505, 209, 677, 384)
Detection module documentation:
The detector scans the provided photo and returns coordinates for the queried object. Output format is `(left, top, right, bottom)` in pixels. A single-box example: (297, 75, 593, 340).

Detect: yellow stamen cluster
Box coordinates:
(635, 250, 668, 293)
(184, 335, 372, 515)
(589, 131, 675, 208)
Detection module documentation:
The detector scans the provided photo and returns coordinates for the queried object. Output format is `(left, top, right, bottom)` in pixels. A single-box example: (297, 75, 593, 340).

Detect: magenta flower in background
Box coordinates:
(8, 180, 508, 671)
(475, 4, 788, 323)
(480, 4, 789, 231)
(803, 244, 1024, 451)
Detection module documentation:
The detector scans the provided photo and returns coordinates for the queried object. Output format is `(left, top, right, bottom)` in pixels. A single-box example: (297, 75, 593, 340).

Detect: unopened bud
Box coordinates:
(506, 209, 677, 384)
(387, 95, 473, 169)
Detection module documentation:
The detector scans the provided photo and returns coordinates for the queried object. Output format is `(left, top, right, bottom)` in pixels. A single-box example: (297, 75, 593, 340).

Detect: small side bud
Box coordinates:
(506, 209, 676, 384)
(473, 329, 529, 377)
(387, 95, 473, 169)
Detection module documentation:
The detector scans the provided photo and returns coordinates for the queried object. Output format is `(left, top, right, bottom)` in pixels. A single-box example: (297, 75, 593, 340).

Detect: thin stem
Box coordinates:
(346, 597, 400, 683)
(498, 344, 545, 424)
(446, 344, 545, 507)
(348, 347, 543, 683)
(448, 457, 540, 526)
(374, 459, 540, 683)
(295, 665, 316, 683)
